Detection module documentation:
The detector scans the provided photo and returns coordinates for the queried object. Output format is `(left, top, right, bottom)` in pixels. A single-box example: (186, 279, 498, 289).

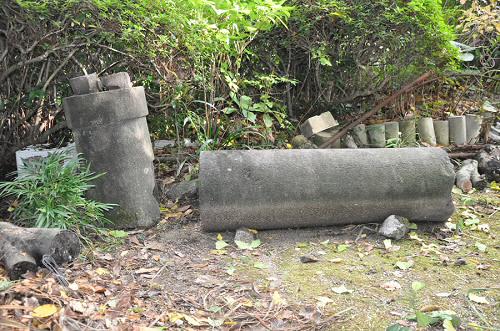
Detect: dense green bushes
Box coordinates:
(1, 0, 491, 172)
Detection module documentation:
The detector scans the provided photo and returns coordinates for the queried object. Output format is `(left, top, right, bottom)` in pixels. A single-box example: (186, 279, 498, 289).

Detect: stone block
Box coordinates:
(69, 73, 101, 95)
(100, 72, 132, 90)
(15, 144, 77, 176)
(300, 112, 338, 138)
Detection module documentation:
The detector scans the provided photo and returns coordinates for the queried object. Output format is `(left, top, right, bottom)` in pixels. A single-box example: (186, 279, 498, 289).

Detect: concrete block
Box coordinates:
(300, 112, 338, 138)
(311, 128, 340, 148)
(367, 124, 385, 148)
(69, 73, 101, 95)
(200, 148, 455, 231)
(465, 114, 482, 144)
(385, 122, 400, 141)
(449, 116, 466, 145)
(399, 119, 416, 146)
(63, 73, 160, 229)
(352, 124, 368, 147)
(417, 117, 437, 146)
(15, 144, 77, 176)
(433, 120, 449, 146)
(100, 72, 132, 90)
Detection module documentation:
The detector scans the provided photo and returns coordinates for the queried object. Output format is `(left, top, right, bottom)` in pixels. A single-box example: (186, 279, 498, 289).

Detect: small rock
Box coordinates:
(165, 179, 199, 202)
(378, 215, 410, 240)
(154, 140, 176, 149)
(234, 228, 256, 244)
(291, 135, 317, 149)
(454, 257, 467, 266)
(300, 255, 319, 263)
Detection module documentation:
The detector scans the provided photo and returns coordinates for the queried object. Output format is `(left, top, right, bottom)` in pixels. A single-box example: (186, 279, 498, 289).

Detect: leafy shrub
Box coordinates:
(0, 152, 114, 231)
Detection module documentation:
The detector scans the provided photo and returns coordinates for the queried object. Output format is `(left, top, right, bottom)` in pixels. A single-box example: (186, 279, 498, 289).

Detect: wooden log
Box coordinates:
(0, 222, 81, 280)
(455, 159, 486, 193)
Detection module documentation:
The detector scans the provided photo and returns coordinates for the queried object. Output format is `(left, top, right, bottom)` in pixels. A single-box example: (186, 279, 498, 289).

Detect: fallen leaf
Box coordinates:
(272, 291, 286, 305)
(32, 304, 58, 318)
(420, 305, 440, 312)
(468, 293, 489, 304)
(383, 239, 392, 250)
(395, 261, 414, 270)
(381, 280, 401, 291)
(411, 281, 425, 292)
(235, 239, 261, 250)
(316, 296, 334, 309)
(215, 240, 229, 250)
(95, 267, 109, 276)
(337, 244, 349, 252)
(475, 242, 487, 252)
(435, 292, 452, 298)
(184, 314, 203, 326)
(135, 267, 160, 275)
(329, 258, 343, 263)
(443, 319, 456, 331)
(332, 285, 353, 294)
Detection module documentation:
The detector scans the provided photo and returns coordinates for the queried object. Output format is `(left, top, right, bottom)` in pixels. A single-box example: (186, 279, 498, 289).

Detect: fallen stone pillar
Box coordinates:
(63, 72, 160, 228)
(200, 148, 455, 231)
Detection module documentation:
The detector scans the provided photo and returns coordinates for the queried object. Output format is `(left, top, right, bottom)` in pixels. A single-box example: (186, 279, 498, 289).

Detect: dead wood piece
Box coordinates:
(0, 222, 81, 280)
(476, 145, 500, 182)
(455, 159, 486, 193)
(448, 152, 478, 160)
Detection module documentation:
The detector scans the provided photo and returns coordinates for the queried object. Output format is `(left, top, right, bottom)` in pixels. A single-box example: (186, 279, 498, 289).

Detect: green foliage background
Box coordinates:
(3, 0, 493, 168)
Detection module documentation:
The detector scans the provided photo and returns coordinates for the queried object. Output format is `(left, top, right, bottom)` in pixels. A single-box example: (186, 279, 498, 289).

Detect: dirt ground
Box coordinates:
(0, 188, 499, 330)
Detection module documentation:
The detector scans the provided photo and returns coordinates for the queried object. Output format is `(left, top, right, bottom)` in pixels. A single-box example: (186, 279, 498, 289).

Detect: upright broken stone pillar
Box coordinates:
(63, 72, 160, 228)
(200, 148, 455, 231)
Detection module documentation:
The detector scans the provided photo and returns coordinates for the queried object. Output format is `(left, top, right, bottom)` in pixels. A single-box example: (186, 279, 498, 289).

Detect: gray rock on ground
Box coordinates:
(234, 228, 256, 244)
(378, 215, 410, 240)
(165, 179, 199, 202)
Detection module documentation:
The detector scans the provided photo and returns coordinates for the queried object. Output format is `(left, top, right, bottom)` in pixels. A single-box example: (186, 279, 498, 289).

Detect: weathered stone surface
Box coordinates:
(15, 143, 77, 176)
(69, 73, 101, 95)
(449, 116, 466, 145)
(385, 122, 400, 141)
(100, 72, 132, 90)
(165, 179, 199, 202)
(341, 134, 358, 149)
(352, 124, 368, 147)
(200, 148, 455, 231)
(433, 120, 449, 146)
(465, 114, 483, 144)
(378, 215, 410, 240)
(291, 135, 316, 149)
(234, 228, 256, 244)
(399, 119, 416, 146)
(63, 73, 160, 229)
(367, 124, 385, 148)
(311, 129, 340, 148)
(300, 112, 338, 138)
(154, 140, 176, 149)
(417, 117, 436, 146)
